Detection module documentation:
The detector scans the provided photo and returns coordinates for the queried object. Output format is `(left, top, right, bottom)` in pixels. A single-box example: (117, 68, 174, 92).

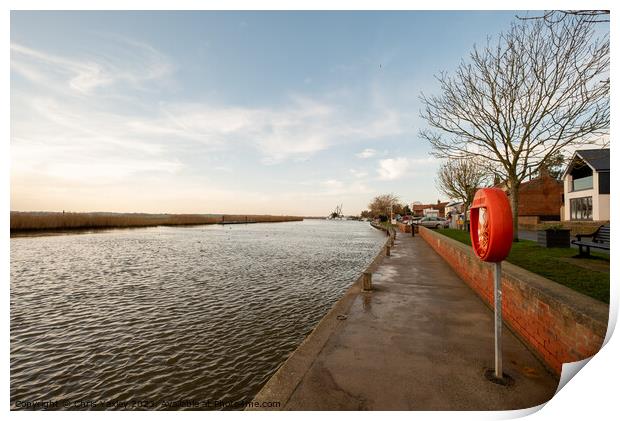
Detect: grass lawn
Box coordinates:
(437, 229, 610, 304)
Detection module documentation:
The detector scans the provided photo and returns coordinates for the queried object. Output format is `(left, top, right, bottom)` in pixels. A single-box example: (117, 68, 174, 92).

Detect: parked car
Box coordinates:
(414, 216, 449, 229)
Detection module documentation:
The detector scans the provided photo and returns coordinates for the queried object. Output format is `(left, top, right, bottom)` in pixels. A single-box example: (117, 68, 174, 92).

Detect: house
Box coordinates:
(516, 169, 564, 221)
(562, 149, 610, 222)
(411, 200, 449, 218)
(444, 201, 464, 228)
(444, 201, 464, 216)
(496, 168, 563, 223)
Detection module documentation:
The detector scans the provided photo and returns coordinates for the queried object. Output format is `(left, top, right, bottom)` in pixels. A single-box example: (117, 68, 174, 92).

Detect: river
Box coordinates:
(10, 219, 385, 410)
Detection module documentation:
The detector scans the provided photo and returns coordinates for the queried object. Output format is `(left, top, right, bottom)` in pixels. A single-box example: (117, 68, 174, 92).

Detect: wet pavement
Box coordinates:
(251, 233, 560, 410)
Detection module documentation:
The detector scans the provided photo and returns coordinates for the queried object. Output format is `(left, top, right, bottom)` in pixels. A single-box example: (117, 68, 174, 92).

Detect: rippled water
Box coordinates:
(10, 220, 384, 410)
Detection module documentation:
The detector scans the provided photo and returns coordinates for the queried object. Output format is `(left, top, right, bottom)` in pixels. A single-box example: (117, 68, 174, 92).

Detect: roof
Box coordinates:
(563, 148, 610, 179)
(519, 172, 562, 188)
(576, 149, 610, 171)
(412, 202, 449, 211)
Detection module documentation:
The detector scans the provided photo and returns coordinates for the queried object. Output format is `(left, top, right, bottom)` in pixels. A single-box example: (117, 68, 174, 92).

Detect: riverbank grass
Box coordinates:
(11, 212, 303, 232)
(437, 229, 609, 304)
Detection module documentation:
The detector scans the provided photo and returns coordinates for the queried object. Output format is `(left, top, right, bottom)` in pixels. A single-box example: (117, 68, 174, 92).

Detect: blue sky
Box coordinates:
(11, 11, 521, 216)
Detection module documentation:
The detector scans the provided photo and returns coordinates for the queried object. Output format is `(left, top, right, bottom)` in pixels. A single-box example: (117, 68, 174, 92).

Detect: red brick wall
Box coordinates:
(419, 227, 607, 375)
(517, 175, 563, 217)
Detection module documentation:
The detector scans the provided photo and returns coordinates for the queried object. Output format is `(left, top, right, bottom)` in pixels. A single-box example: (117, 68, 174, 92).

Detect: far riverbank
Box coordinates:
(10, 211, 303, 235)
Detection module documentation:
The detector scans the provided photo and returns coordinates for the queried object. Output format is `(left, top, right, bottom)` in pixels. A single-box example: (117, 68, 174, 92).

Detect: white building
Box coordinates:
(423, 208, 439, 217)
(444, 201, 464, 216)
(562, 149, 610, 222)
(444, 201, 464, 228)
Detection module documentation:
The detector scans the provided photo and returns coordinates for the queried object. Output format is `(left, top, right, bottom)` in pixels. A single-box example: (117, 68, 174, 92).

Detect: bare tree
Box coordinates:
(419, 15, 609, 240)
(436, 158, 490, 221)
(533, 151, 566, 180)
(368, 193, 401, 218)
(518, 10, 609, 24)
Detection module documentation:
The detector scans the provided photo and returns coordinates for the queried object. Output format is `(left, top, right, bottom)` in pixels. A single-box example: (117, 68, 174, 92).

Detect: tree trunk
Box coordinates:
(508, 183, 519, 242)
(463, 204, 469, 231)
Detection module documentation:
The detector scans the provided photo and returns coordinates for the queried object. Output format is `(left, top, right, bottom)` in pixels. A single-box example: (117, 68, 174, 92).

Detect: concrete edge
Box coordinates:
(247, 227, 391, 410)
(420, 227, 609, 335)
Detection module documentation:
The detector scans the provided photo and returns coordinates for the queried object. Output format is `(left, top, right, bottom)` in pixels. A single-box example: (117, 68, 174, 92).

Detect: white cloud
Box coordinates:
(11, 93, 182, 187)
(137, 99, 334, 164)
(377, 157, 411, 180)
(298, 179, 373, 197)
(356, 148, 377, 159)
(322, 179, 344, 189)
(349, 169, 368, 178)
(11, 38, 173, 95)
(377, 156, 438, 180)
(135, 96, 405, 165)
(11, 41, 411, 167)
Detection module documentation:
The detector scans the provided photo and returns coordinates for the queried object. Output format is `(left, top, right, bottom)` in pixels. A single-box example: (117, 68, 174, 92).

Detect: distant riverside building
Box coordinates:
(411, 200, 449, 218)
(444, 201, 464, 229)
(561, 149, 610, 222)
(444, 201, 464, 216)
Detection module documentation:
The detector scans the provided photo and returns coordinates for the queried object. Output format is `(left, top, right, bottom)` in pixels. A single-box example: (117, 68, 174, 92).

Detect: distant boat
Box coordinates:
(327, 204, 345, 220)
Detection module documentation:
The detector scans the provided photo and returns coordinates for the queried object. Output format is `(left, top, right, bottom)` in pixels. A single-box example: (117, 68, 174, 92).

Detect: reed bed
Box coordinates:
(220, 214, 304, 223)
(10, 212, 303, 232)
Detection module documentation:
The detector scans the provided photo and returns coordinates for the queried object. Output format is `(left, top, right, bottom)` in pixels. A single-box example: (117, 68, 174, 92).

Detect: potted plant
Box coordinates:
(537, 223, 571, 248)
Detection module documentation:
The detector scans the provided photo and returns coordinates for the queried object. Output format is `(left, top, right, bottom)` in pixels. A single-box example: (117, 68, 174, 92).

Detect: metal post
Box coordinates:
(494, 261, 503, 379)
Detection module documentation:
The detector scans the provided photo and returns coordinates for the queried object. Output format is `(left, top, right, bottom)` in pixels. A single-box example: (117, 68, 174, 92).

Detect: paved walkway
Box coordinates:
(252, 233, 559, 410)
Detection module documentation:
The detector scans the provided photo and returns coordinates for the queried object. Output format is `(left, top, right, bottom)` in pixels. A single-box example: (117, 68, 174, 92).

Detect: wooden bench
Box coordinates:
(572, 223, 610, 256)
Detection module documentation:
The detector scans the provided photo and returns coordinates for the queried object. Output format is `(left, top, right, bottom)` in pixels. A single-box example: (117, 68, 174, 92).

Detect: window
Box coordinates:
(570, 197, 593, 221)
(569, 159, 594, 192)
(599, 172, 610, 194)
(572, 175, 593, 191)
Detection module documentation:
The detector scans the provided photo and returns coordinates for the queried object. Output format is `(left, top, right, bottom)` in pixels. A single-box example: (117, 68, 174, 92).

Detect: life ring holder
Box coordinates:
(469, 188, 513, 262)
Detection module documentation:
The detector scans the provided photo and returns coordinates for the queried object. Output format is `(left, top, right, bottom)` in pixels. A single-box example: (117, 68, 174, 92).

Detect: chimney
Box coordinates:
(539, 164, 550, 178)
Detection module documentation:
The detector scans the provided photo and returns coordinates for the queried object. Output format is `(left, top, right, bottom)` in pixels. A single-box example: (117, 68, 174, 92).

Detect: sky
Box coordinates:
(11, 10, 523, 216)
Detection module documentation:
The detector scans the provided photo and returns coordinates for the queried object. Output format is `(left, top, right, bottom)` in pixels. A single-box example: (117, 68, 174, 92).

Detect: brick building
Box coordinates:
(411, 200, 449, 218)
(498, 169, 563, 221)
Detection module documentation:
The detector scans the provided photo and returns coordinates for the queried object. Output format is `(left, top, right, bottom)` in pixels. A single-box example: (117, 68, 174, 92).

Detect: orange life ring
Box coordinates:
(469, 188, 513, 262)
